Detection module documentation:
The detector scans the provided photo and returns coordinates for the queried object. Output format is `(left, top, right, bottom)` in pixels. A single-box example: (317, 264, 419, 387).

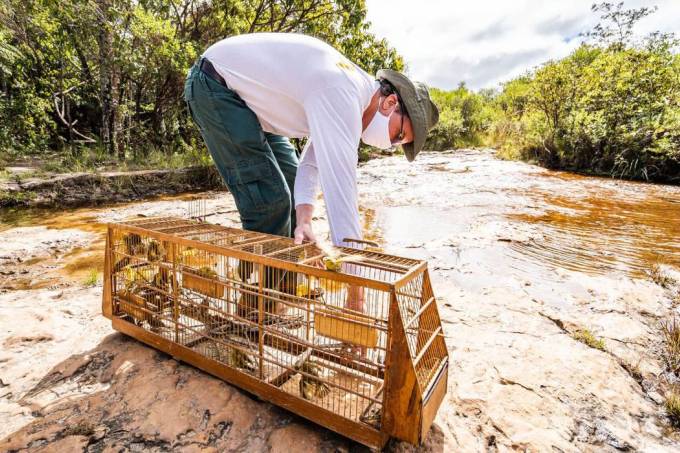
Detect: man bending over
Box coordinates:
(184, 33, 438, 314)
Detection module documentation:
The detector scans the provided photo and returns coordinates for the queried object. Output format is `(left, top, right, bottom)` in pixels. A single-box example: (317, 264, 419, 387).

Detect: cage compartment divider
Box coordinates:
(103, 217, 448, 449)
(173, 291, 386, 378)
(264, 243, 308, 256)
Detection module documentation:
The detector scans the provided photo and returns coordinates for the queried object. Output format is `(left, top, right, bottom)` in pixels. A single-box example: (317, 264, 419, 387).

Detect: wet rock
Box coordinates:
(0, 285, 110, 436)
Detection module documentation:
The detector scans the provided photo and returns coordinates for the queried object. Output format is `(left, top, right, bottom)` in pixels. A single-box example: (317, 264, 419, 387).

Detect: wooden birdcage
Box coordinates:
(102, 216, 448, 449)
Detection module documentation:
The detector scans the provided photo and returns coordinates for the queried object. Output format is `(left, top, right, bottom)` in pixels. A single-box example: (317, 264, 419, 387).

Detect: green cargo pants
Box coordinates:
(183, 61, 298, 237)
(183, 61, 298, 309)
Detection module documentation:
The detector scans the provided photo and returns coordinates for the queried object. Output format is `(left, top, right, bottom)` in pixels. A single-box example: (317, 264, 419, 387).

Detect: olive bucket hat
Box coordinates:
(376, 69, 439, 162)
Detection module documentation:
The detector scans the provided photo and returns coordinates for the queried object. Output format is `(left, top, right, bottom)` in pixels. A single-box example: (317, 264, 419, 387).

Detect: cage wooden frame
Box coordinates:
(102, 216, 448, 449)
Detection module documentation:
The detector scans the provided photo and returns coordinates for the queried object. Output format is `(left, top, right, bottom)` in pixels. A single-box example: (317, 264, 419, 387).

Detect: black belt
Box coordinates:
(199, 58, 228, 88)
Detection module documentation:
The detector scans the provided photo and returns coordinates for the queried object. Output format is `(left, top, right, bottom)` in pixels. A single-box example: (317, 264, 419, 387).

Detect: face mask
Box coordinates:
(361, 98, 394, 150)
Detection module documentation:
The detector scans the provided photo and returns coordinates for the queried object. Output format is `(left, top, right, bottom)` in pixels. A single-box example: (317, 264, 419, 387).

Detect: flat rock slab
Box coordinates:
(0, 333, 443, 452)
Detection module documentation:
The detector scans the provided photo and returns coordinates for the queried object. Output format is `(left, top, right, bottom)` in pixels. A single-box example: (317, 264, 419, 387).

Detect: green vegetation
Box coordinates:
(425, 85, 495, 150)
(573, 329, 606, 351)
(665, 389, 680, 427)
(649, 263, 678, 289)
(83, 269, 100, 286)
(0, 189, 36, 207)
(662, 316, 680, 427)
(0, 1, 402, 171)
(428, 2, 680, 183)
(1, 2, 677, 184)
(661, 316, 680, 375)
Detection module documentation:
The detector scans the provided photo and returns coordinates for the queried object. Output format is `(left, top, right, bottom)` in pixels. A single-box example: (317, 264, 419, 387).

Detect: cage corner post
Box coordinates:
(381, 288, 422, 444)
(170, 241, 180, 343)
(102, 226, 113, 319)
(258, 262, 265, 380)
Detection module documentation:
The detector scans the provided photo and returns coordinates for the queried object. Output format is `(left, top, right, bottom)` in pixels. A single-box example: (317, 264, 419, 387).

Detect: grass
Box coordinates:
(649, 263, 677, 289)
(620, 360, 644, 384)
(9, 144, 214, 176)
(2, 168, 50, 184)
(82, 269, 100, 286)
(666, 389, 680, 427)
(573, 329, 606, 351)
(0, 189, 36, 207)
(659, 315, 680, 431)
(661, 316, 680, 375)
(494, 145, 523, 161)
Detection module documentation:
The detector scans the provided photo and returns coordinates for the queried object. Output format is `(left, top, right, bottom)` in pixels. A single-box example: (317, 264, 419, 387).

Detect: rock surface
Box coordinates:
(1, 150, 680, 452)
(1, 333, 359, 452)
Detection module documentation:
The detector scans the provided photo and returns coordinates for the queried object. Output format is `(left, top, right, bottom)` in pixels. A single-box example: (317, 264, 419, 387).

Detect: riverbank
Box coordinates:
(0, 166, 224, 208)
(494, 146, 680, 186)
(0, 148, 393, 208)
(1, 149, 680, 451)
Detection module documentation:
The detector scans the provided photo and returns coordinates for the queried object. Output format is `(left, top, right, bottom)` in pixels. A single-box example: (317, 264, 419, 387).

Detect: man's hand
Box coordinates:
(294, 203, 316, 244)
(294, 223, 316, 244)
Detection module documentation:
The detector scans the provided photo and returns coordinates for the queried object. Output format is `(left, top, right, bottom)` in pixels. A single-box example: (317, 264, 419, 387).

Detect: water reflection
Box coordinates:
(358, 150, 680, 280)
(507, 192, 680, 277)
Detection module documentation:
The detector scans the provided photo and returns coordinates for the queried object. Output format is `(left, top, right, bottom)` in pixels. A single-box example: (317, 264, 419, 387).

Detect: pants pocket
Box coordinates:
(223, 160, 288, 211)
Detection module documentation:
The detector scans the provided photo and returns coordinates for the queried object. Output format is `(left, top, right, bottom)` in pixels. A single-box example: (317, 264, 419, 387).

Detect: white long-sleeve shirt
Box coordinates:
(202, 33, 377, 246)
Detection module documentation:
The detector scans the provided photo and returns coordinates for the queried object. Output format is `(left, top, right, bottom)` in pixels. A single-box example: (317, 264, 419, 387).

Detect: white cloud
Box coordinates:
(365, 0, 680, 90)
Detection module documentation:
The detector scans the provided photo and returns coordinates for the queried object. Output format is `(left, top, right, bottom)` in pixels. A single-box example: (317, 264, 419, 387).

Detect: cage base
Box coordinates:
(112, 317, 390, 450)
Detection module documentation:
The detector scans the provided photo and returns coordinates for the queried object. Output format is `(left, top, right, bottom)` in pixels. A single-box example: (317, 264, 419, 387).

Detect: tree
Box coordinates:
(430, 2, 680, 182)
(0, 0, 403, 163)
(583, 2, 658, 49)
(490, 2, 680, 181)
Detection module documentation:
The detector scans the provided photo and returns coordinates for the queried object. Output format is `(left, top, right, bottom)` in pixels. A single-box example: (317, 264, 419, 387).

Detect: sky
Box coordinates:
(365, 0, 680, 90)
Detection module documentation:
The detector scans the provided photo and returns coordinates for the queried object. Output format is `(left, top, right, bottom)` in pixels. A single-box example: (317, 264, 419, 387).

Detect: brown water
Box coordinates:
(357, 150, 680, 290)
(0, 193, 223, 288)
(2, 150, 679, 288)
(507, 189, 680, 277)
(0, 192, 208, 233)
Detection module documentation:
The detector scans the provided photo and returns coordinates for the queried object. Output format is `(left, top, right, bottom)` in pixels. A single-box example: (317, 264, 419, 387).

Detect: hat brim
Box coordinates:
(401, 126, 425, 162)
(376, 69, 428, 162)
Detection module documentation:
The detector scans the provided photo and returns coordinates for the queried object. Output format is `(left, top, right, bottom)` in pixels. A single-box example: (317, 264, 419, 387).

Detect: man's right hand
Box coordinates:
(294, 222, 316, 244)
(294, 203, 316, 244)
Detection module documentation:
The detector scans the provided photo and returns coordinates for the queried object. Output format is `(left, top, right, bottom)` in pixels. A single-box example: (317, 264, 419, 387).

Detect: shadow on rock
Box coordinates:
(0, 333, 444, 452)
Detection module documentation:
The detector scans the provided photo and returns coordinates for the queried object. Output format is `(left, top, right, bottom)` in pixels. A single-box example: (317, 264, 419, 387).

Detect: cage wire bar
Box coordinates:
(102, 211, 448, 448)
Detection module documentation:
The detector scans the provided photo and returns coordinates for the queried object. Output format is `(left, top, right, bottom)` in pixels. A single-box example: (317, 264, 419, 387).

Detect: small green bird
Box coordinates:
(299, 361, 330, 400)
